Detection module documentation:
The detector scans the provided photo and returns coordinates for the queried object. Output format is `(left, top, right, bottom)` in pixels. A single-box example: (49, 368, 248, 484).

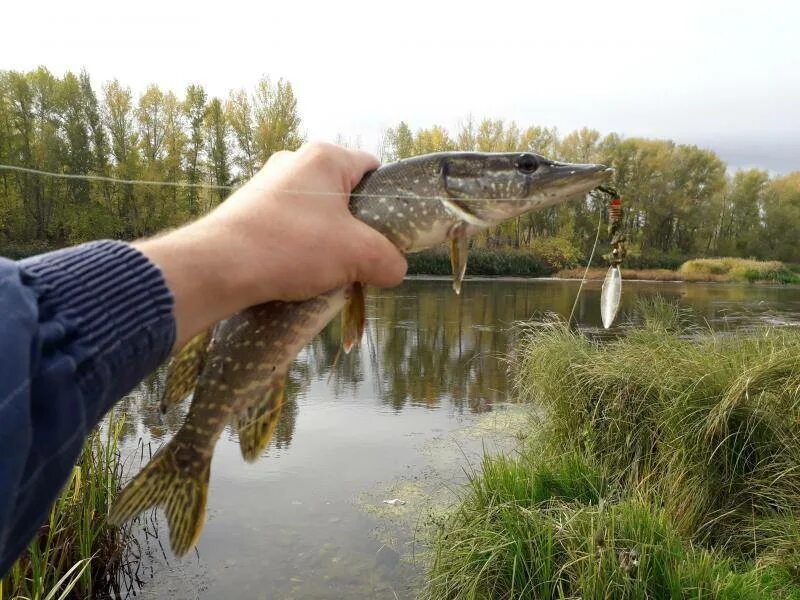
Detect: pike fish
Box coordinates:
(109, 152, 613, 555)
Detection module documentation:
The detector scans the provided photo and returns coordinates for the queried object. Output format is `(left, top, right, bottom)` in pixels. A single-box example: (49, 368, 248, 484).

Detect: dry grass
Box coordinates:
(556, 258, 800, 284)
(554, 267, 726, 282)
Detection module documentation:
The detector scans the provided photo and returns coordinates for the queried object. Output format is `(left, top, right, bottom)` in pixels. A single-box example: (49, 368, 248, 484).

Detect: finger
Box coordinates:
(354, 227, 407, 289)
(340, 148, 381, 189)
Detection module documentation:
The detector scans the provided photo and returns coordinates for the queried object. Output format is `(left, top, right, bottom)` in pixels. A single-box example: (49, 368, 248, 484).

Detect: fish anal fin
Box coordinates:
(109, 439, 210, 557)
(449, 224, 469, 295)
(161, 328, 213, 413)
(235, 381, 286, 462)
(342, 281, 366, 354)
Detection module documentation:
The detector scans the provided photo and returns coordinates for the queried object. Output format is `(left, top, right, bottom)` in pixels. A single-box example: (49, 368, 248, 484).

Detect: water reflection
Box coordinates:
(119, 278, 800, 453)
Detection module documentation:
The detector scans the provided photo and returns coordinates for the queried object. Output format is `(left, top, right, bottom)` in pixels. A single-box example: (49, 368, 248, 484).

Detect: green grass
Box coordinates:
(0, 415, 132, 600)
(680, 258, 800, 284)
(424, 302, 800, 598)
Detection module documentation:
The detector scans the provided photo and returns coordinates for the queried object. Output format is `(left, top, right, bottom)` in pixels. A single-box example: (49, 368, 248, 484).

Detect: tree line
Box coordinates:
(1, 67, 798, 265)
(0, 67, 302, 249)
(381, 120, 800, 265)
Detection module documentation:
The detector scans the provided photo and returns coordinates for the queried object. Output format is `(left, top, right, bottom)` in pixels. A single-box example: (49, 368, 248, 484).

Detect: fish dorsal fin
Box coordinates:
(161, 328, 214, 413)
(234, 380, 286, 462)
(342, 281, 366, 354)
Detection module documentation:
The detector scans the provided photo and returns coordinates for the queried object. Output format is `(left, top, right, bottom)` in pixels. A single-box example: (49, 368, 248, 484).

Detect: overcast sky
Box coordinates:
(3, 0, 799, 172)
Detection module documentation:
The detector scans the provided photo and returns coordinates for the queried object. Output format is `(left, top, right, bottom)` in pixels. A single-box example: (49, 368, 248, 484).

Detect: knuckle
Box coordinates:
(266, 150, 292, 165)
(300, 142, 340, 171)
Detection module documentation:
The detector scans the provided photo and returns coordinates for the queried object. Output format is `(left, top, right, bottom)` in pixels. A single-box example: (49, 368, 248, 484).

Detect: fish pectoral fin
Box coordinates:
(440, 197, 491, 229)
(160, 328, 214, 413)
(235, 380, 286, 462)
(449, 224, 469, 295)
(109, 438, 210, 557)
(341, 281, 366, 354)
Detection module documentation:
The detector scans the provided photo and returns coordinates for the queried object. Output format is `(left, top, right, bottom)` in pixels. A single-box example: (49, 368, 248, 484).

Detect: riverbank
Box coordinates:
(408, 249, 800, 284)
(557, 258, 800, 284)
(423, 300, 800, 598)
(5, 243, 798, 285)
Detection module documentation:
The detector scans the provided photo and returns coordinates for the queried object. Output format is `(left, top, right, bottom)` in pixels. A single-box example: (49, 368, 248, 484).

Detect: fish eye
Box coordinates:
(516, 154, 538, 174)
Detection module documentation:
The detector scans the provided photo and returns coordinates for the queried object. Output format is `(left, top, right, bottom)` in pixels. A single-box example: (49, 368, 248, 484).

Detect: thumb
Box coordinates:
(353, 226, 408, 289)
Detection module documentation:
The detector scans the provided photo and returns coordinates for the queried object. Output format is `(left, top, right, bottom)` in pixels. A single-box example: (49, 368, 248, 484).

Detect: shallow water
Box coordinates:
(116, 278, 800, 599)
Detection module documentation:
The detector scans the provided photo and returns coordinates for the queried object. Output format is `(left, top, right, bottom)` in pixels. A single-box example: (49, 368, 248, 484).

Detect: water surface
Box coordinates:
(117, 278, 800, 599)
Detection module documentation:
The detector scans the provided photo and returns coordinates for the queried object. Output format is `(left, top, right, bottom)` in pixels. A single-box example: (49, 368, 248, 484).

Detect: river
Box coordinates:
(114, 277, 800, 599)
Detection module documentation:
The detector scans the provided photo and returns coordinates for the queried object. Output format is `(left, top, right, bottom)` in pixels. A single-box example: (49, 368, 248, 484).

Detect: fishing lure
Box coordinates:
(600, 188, 626, 328)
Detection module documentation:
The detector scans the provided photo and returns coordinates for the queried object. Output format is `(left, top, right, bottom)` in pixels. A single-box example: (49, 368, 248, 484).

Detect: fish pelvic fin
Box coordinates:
(448, 223, 469, 295)
(342, 281, 366, 353)
(109, 440, 210, 557)
(161, 328, 213, 413)
(235, 380, 286, 462)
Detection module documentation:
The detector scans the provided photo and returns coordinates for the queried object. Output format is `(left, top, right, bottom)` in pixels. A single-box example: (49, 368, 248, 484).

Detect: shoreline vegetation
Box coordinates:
(423, 299, 800, 599)
(6, 243, 799, 285)
(405, 249, 800, 284)
(0, 414, 134, 600)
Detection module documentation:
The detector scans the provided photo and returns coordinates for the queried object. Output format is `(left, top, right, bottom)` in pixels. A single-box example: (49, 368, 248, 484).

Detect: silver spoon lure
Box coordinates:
(600, 193, 626, 329)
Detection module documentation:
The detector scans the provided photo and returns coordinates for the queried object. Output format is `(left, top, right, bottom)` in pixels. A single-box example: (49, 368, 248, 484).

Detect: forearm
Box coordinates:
(0, 241, 174, 576)
(133, 217, 259, 348)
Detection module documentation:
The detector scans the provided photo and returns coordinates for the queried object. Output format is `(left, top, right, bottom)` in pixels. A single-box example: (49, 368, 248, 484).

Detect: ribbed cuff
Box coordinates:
(19, 240, 176, 400)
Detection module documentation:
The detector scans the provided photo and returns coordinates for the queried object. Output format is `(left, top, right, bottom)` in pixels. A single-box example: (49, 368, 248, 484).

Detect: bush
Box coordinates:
(0, 242, 59, 260)
(406, 247, 554, 277)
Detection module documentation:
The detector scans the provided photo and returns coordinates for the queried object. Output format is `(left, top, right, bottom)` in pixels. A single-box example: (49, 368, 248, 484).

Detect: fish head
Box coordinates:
(440, 152, 614, 225)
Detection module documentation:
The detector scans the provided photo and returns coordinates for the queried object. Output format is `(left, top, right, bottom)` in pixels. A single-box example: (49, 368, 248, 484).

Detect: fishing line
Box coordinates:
(0, 164, 236, 190)
(0, 163, 583, 205)
(567, 209, 603, 326)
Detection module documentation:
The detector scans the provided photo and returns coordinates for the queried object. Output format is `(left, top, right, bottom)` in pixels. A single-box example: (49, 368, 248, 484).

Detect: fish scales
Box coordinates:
(110, 151, 613, 554)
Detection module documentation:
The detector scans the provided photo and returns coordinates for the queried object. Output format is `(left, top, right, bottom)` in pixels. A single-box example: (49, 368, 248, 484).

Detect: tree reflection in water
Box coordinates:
(117, 279, 593, 451)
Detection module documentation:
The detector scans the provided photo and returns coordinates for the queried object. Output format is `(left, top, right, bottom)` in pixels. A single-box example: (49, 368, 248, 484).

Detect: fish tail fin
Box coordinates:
(109, 440, 210, 557)
(236, 381, 286, 462)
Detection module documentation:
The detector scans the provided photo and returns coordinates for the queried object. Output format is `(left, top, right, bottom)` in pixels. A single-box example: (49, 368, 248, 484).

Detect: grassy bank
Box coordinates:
(0, 416, 131, 600)
(424, 302, 800, 598)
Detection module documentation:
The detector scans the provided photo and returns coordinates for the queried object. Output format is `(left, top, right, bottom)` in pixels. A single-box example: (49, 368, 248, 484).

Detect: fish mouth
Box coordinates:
(544, 162, 615, 196)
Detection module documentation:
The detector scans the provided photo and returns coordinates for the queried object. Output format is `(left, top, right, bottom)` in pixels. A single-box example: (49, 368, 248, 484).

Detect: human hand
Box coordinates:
(134, 142, 407, 347)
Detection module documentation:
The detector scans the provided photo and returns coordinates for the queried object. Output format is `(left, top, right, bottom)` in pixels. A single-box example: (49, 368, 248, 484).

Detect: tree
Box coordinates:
(205, 97, 232, 204)
(104, 79, 140, 235)
(716, 169, 768, 256)
(253, 77, 303, 163)
(226, 89, 258, 179)
(183, 83, 207, 214)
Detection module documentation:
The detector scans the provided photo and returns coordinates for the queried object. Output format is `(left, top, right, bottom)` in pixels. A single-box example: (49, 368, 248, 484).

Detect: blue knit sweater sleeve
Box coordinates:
(0, 240, 175, 576)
